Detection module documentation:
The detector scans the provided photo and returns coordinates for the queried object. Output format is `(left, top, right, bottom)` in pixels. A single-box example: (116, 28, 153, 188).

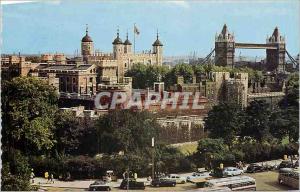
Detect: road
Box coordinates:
(35, 171, 296, 191)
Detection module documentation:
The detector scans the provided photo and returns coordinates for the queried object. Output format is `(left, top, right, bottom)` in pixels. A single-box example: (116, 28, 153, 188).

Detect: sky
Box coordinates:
(1, 0, 300, 57)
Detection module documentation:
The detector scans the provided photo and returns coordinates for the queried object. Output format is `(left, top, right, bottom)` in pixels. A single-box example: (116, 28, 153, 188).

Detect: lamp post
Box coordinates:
(151, 137, 155, 180)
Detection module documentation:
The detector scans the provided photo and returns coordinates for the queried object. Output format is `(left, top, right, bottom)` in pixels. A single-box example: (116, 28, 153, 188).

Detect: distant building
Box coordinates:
(215, 24, 235, 67)
(81, 26, 163, 79)
(32, 63, 98, 95)
(1, 55, 39, 80)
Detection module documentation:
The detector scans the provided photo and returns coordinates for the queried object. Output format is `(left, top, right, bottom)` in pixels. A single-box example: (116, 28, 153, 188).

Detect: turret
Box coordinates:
(266, 27, 286, 73)
(112, 29, 124, 59)
(123, 32, 132, 54)
(215, 24, 235, 67)
(81, 24, 94, 58)
(152, 31, 163, 65)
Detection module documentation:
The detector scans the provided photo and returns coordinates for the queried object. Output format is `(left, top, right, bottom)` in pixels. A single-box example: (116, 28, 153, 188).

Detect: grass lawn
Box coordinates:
(173, 142, 198, 155)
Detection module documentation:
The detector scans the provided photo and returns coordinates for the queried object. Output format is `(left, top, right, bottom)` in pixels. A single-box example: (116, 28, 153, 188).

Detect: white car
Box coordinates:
(165, 174, 186, 184)
(187, 172, 210, 182)
(223, 167, 243, 177)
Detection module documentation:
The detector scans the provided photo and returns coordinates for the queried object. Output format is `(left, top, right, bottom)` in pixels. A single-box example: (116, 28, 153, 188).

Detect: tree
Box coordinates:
(125, 63, 148, 89)
(1, 150, 32, 191)
(53, 111, 84, 155)
(125, 63, 170, 89)
(172, 63, 194, 83)
(204, 103, 244, 146)
(1, 77, 58, 155)
(242, 100, 272, 142)
(94, 110, 160, 154)
(194, 138, 235, 169)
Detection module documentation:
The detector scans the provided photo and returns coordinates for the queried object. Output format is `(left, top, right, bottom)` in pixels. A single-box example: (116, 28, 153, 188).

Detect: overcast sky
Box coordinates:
(2, 0, 300, 57)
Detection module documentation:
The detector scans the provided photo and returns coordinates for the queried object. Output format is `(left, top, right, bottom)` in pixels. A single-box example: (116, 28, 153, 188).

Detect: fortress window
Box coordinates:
(90, 77, 93, 82)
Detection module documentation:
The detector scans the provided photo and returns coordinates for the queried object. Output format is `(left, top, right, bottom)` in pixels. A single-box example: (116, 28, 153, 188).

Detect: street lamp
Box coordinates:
(151, 137, 155, 180)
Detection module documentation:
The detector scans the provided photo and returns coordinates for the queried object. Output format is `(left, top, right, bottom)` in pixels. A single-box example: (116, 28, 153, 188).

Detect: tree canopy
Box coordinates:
(204, 103, 244, 146)
(2, 77, 59, 154)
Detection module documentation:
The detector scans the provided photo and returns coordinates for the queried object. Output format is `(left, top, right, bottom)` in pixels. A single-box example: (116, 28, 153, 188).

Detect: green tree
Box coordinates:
(125, 63, 148, 89)
(204, 103, 244, 146)
(53, 111, 84, 155)
(242, 100, 272, 142)
(1, 150, 32, 191)
(194, 138, 234, 169)
(125, 63, 170, 89)
(1, 77, 58, 155)
(94, 110, 160, 154)
(172, 63, 194, 83)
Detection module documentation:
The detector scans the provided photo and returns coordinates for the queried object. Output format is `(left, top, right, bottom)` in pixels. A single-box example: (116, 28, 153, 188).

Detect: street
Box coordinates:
(35, 171, 295, 191)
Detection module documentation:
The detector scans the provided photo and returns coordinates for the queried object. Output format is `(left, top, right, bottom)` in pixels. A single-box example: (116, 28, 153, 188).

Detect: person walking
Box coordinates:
(30, 169, 35, 184)
(44, 171, 49, 183)
(50, 173, 54, 184)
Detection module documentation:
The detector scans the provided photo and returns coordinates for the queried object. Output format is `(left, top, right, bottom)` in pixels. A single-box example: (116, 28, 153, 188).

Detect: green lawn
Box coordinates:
(173, 142, 198, 155)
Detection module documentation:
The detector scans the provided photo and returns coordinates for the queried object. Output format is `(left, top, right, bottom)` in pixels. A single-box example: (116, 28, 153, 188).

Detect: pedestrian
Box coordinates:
(107, 174, 112, 183)
(50, 173, 54, 184)
(30, 169, 35, 184)
(44, 171, 49, 183)
(47, 173, 51, 183)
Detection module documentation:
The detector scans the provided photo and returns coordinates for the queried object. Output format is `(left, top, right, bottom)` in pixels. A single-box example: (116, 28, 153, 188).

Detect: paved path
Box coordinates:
(33, 159, 287, 190)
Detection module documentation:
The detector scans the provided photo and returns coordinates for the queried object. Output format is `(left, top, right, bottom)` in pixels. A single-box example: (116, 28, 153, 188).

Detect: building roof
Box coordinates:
(124, 33, 132, 45)
(82, 25, 93, 42)
(36, 64, 94, 71)
(82, 34, 93, 42)
(221, 24, 228, 36)
(112, 30, 123, 45)
(272, 27, 279, 41)
(152, 32, 163, 46)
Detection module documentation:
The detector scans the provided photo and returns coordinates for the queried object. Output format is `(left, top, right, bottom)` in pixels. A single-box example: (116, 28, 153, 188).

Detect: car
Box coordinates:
(88, 180, 111, 191)
(223, 167, 243, 177)
(246, 164, 265, 173)
(278, 161, 294, 169)
(164, 174, 186, 184)
(187, 172, 210, 182)
(151, 178, 176, 187)
(119, 178, 145, 190)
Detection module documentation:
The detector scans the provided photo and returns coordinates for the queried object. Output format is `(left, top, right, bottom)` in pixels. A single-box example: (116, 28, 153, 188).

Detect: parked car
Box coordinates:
(278, 161, 294, 169)
(119, 178, 145, 190)
(164, 174, 186, 184)
(246, 164, 265, 173)
(187, 172, 210, 182)
(88, 180, 111, 191)
(151, 178, 176, 187)
(223, 167, 243, 177)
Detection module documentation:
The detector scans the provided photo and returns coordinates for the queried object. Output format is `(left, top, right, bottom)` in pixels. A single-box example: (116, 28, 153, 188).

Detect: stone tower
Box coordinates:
(152, 31, 163, 65)
(81, 25, 94, 59)
(266, 27, 286, 73)
(123, 32, 132, 54)
(112, 29, 124, 60)
(215, 24, 235, 67)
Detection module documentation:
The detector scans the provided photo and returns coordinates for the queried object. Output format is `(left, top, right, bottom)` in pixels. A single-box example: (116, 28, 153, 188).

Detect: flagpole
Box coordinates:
(134, 23, 136, 54)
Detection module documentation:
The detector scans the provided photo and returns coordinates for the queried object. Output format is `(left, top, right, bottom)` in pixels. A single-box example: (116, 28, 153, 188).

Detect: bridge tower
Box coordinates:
(215, 24, 235, 67)
(266, 27, 286, 72)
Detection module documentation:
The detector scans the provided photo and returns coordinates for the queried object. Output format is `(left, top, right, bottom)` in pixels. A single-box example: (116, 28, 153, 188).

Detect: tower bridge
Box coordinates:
(235, 43, 277, 50)
(201, 24, 299, 73)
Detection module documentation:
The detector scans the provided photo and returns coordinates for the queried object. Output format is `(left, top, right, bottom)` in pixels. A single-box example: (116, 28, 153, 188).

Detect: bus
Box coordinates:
(188, 187, 231, 192)
(199, 176, 256, 191)
(278, 168, 299, 189)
